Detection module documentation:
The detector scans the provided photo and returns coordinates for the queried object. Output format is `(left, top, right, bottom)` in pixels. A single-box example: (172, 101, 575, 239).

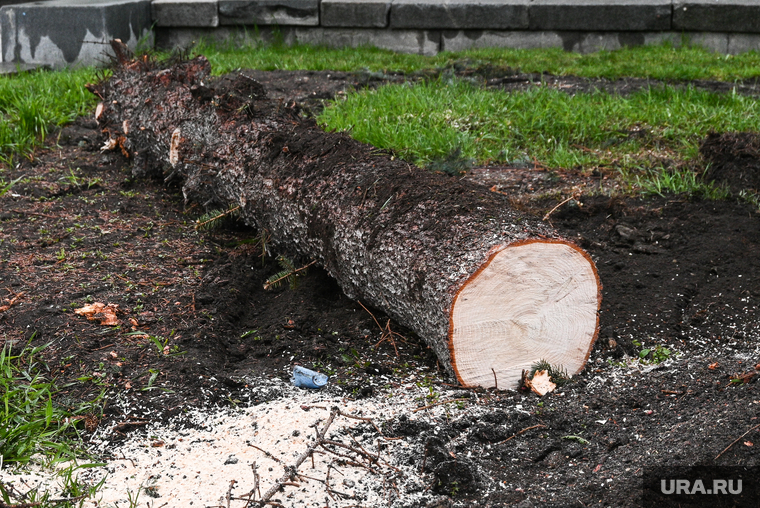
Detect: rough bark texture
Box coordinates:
(90, 44, 600, 387)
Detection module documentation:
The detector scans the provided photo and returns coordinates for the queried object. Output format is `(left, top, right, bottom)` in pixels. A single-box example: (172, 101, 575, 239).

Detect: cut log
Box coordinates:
(89, 41, 601, 389)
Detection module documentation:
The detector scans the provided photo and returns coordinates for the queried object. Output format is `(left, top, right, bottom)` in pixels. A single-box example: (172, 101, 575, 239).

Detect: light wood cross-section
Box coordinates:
(449, 240, 601, 389)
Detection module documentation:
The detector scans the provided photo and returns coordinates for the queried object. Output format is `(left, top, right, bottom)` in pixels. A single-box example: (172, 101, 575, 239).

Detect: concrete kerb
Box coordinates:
(154, 24, 439, 55)
(673, 0, 760, 33)
(321, 0, 390, 29)
(390, 0, 529, 30)
(529, 0, 672, 32)
(218, 0, 319, 26)
(152, 0, 219, 27)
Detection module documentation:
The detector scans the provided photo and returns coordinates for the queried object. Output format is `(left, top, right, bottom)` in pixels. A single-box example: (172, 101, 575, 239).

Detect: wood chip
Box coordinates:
(523, 369, 557, 396)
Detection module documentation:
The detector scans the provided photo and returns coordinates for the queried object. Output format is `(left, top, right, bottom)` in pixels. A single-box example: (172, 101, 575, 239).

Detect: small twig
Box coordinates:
(226, 480, 235, 508)
(295, 474, 324, 483)
(491, 368, 498, 390)
(378, 320, 402, 357)
(256, 409, 338, 506)
(495, 424, 547, 445)
(10, 210, 58, 219)
(348, 433, 380, 464)
(110, 454, 137, 467)
(357, 301, 406, 357)
(0, 501, 42, 508)
(412, 398, 469, 413)
(324, 461, 337, 501)
(336, 409, 383, 435)
(358, 300, 383, 331)
(543, 193, 581, 221)
(715, 422, 760, 460)
(321, 439, 378, 465)
(248, 443, 283, 463)
(440, 382, 479, 390)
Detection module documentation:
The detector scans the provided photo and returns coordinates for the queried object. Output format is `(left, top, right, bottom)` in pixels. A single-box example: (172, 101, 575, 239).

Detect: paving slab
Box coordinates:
(294, 27, 439, 54)
(218, 0, 319, 26)
(1, 0, 152, 67)
(390, 0, 529, 30)
(441, 29, 562, 51)
(321, 0, 390, 28)
(442, 29, 680, 52)
(727, 32, 760, 53)
(152, 0, 218, 27)
(155, 25, 295, 50)
(529, 0, 671, 32)
(673, 1, 760, 33)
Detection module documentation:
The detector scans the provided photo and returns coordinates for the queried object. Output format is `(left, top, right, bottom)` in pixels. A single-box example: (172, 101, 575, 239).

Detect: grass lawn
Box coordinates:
(3, 41, 760, 198)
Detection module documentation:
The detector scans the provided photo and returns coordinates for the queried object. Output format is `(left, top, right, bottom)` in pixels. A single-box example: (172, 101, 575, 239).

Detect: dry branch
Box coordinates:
(92, 41, 601, 388)
(255, 409, 338, 505)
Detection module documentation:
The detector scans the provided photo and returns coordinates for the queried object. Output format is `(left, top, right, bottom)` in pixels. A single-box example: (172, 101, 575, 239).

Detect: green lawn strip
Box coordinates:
(0, 339, 105, 506)
(2, 42, 759, 197)
(0, 339, 103, 464)
(457, 44, 760, 81)
(197, 39, 760, 81)
(0, 68, 98, 161)
(318, 78, 760, 192)
(194, 39, 438, 74)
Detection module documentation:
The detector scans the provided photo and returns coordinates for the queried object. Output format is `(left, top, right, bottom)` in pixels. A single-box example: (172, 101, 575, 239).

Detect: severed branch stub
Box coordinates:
(92, 40, 602, 389)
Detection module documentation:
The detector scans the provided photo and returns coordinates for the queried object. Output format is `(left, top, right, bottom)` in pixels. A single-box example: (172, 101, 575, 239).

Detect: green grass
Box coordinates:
(0, 67, 98, 161)
(0, 338, 102, 464)
(318, 78, 760, 171)
(634, 165, 731, 199)
(455, 43, 760, 81)
(194, 38, 438, 74)
(0, 338, 106, 507)
(3, 40, 760, 200)
(196, 38, 760, 81)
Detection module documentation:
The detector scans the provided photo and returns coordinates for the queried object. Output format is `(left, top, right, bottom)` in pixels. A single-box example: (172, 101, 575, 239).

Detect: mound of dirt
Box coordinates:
(701, 131, 760, 193)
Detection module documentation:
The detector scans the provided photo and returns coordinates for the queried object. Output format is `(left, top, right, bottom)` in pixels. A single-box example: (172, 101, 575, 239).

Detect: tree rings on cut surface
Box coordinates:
(449, 240, 600, 389)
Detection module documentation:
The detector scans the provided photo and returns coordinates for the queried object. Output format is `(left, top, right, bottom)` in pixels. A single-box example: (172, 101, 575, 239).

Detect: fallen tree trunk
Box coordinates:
(90, 41, 601, 389)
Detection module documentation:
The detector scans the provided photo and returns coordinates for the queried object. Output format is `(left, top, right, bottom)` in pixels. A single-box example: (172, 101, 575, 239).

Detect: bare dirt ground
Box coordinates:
(1, 67, 759, 507)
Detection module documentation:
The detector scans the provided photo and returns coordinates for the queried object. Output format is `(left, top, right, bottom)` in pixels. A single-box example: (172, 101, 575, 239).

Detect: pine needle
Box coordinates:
(529, 359, 570, 386)
(195, 205, 241, 231)
(264, 258, 316, 290)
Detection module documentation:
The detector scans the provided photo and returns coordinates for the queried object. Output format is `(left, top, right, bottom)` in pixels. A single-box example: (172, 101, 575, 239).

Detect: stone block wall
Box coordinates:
(3, 0, 760, 67)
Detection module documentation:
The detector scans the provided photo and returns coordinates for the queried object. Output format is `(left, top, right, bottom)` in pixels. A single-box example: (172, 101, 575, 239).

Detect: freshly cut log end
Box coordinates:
(449, 240, 601, 390)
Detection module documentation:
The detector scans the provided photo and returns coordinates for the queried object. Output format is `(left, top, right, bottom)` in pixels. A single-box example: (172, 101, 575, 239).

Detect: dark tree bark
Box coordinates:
(89, 41, 601, 389)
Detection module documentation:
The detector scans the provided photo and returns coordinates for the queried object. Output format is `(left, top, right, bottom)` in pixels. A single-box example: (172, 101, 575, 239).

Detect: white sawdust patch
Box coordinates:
(1, 377, 466, 507)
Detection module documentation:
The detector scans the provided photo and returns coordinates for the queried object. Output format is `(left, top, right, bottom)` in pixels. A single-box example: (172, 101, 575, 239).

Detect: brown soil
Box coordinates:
(1, 68, 759, 507)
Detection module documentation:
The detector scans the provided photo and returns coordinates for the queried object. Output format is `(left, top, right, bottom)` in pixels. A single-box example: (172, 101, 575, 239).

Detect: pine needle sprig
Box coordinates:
(529, 359, 570, 387)
(195, 205, 241, 231)
(264, 256, 316, 290)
